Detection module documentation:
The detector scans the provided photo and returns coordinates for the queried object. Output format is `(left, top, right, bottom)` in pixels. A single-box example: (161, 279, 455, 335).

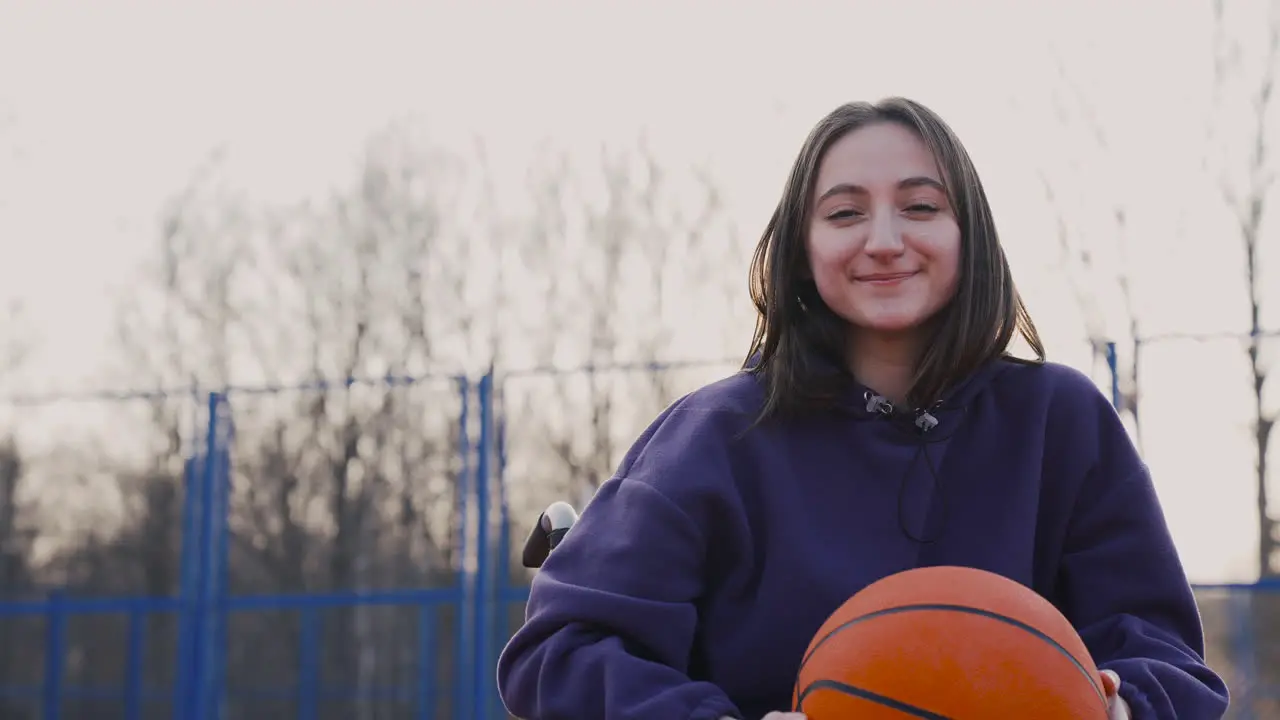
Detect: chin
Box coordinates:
(856, 314, 930, 334)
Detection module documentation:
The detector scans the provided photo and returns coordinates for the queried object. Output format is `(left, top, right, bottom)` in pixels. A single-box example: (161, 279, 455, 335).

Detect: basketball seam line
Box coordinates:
(795, 678, 956, 719)
(795, 603, 1107, 707)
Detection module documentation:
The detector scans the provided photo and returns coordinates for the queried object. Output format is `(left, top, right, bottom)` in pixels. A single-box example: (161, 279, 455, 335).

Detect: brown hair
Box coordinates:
(744, 97, 1044, 421)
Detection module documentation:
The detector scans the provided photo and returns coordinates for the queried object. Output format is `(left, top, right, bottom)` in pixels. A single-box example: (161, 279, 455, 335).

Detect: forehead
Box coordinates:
(814, 122, 942, 193)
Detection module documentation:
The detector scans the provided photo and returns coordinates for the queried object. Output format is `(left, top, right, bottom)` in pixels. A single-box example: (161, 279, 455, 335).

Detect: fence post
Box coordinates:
(472, 371, 495, 718)
(193, 392, 218, 720)
(208, 392, 231, 720)
(1104, 341, 1121, 412)
(495, 376, 512, 667)
(176, 391, 231, 720)
(41, 589, 66, 720)
(453, 376, 474, 718)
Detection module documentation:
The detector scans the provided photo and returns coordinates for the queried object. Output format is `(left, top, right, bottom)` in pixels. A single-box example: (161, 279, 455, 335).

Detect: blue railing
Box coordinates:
(0, 590, 460, 716)
(0, 371, 485, 720)
(0, 359, 1277, 719)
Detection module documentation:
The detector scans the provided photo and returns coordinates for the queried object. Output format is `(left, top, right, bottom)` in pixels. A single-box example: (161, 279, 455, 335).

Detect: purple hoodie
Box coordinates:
(496, 360, 1229, 719)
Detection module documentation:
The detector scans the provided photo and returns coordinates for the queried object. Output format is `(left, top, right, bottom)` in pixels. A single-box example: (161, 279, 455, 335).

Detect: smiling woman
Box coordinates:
(496, 98, 1229, 720)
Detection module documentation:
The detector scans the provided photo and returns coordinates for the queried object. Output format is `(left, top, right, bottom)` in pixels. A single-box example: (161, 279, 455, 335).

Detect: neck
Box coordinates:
(847, 331, 922, 406)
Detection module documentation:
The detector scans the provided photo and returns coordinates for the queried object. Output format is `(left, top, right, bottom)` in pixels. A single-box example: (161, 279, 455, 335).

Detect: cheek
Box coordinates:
(931, 239, 960, 278)
(806, 227, 858, 277)
(919, 224, 962, 279)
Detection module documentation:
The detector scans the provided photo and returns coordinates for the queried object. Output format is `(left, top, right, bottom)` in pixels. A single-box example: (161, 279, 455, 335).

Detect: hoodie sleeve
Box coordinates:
(496, 403, 743, 720)
(1056, 388, 1230, 719)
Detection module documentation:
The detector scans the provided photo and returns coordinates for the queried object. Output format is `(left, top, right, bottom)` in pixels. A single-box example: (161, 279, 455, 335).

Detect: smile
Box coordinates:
(855, 271, 918, 286)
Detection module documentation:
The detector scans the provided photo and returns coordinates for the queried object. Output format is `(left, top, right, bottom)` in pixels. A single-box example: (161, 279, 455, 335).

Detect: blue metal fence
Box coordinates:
(0, 361, 1276, 719)
(0, 373, 484, 720)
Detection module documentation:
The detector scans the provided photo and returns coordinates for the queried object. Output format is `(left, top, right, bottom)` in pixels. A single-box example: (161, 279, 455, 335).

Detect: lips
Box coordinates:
(855, 271, 918, 284)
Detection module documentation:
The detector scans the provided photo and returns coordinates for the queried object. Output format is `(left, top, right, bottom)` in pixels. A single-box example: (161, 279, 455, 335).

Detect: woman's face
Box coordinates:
(805, 122, 961, 340)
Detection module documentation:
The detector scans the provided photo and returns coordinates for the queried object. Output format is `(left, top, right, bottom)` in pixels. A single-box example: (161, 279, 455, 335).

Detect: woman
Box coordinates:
(496, 98, 1229, 720)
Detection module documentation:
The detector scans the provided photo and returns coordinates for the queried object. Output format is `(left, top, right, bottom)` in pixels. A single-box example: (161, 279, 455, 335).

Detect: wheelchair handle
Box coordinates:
(521, 501, 579, 568)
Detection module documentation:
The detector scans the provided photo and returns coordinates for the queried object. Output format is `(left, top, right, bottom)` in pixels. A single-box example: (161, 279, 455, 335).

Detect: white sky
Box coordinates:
(0, 0, 1277, 583)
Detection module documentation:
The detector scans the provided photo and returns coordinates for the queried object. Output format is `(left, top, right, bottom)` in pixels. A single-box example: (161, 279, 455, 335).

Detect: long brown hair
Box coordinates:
(745, 97, 1044, 421)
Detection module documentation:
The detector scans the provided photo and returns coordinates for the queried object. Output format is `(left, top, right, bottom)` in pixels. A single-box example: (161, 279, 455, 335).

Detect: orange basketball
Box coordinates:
(792, 566, 1109, 719)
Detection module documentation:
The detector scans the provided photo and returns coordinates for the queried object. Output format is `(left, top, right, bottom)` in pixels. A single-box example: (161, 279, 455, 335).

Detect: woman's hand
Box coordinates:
(724, 674, 1128, 720)
(1101, 670, 1132, 720)
(741, 675, 1127, 720)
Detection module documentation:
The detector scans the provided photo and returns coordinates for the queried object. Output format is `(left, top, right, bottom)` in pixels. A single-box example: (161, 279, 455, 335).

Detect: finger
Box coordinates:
(1099, 669, 1121, 697)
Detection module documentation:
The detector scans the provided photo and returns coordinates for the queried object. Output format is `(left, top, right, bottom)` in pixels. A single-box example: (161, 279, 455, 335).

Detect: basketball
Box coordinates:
(792, 566, 1110, 719)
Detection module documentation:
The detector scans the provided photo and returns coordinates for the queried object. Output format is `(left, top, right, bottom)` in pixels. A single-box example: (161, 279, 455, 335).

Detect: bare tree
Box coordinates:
(496, 139, 731, 552)
(90, 124, 485, 719)
(56, 154, 252, 712)
(1209, 0, 1280, 580)
(63, 120, 732, 718)
(1202, 1, 1280, 712)
(1040, 61, 1146, 448)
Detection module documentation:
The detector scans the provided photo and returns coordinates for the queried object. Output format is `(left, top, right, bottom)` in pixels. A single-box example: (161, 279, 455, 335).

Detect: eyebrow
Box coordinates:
(815, 176, 947, 204)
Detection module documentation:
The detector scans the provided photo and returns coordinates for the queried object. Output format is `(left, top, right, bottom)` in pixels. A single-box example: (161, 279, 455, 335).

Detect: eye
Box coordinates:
(904, 203, 940, 215)
(827, 209, 862, 221)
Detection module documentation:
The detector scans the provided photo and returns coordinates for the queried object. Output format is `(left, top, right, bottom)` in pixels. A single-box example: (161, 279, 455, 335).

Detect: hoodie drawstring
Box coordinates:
(863, 391, 956, 544)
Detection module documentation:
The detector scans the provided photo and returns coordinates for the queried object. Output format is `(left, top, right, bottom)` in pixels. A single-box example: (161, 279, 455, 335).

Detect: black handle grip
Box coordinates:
(521, 501, 579, 569)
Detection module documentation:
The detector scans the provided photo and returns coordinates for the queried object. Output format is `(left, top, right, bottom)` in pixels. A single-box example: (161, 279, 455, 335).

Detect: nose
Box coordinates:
(864, 210, 905, 259)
